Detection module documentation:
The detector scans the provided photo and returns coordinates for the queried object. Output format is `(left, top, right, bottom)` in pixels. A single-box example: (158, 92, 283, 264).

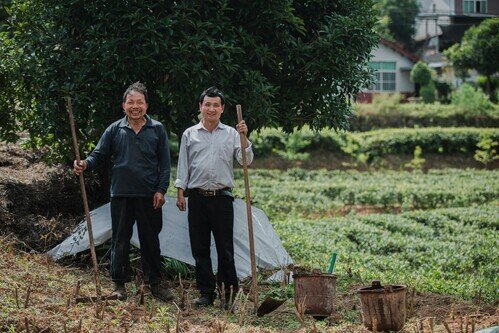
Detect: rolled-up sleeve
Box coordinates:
(235, 131, 254, 166)
(156, 126, 171, 195)
(174, 131, 189, 190)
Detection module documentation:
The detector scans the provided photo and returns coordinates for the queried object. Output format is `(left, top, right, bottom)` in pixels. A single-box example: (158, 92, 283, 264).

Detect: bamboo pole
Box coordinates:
(66, 97, 102, 302)
(236, 104, 258, 312)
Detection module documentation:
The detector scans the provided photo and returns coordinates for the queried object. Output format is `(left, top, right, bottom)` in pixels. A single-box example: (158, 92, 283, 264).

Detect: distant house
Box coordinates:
(416, 0, 499, 53)
(357, 39, 418, 103)
(415, 0, 498, 86)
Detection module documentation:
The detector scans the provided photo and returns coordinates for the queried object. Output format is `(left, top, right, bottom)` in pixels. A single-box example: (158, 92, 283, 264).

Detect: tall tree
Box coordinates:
(376, 0, 419, 50)
(0, 0, 377, 162)
(445, 18, 499, 101)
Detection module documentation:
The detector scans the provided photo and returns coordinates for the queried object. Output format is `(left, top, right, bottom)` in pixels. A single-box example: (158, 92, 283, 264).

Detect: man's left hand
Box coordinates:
(153, 192, 165, 210)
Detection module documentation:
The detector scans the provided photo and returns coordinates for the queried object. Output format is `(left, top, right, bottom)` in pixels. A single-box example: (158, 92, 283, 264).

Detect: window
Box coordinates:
(463, 0, 487, 13)
(369, 61, 396, 91)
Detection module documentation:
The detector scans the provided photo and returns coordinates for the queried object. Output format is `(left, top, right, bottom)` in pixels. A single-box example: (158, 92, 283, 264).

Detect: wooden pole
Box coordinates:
(236, 104, 258, 312)
(66, 97, 102, 302)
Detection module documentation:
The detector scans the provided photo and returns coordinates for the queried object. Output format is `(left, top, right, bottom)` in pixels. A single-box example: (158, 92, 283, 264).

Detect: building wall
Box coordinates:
(370, 44, 415, 93)
(489, 0, 499, 14)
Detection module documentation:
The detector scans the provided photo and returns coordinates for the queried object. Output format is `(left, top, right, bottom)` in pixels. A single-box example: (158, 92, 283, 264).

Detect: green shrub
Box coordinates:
(372, 93, 402, 114)
(405, 145, 425, 170)
(451, 83, 494, 116)
(420, 82, 436, 103)
(474, 134, 499, 167)
(411, 61, 433, 86)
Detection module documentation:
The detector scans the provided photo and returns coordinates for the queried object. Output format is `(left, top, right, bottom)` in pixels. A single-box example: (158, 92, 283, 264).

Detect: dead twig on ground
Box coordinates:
(443, 320, 453, 333)
(211, 318, 228, 333)
(24, 279, 32, 308)
(237, 290, 250, 326)
(14, 285, 19, 308)
(294, 295, 307, 327)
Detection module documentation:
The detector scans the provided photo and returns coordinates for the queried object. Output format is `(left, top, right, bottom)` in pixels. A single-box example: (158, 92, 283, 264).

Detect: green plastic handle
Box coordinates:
(328, 252, 337, 274)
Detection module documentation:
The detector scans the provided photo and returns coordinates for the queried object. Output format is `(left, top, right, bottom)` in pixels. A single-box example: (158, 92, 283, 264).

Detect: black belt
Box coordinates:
(190, 188, 233, 197)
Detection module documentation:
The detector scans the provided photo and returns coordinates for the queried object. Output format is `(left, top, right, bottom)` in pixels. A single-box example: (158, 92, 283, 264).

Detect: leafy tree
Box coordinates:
(445, 18, 499, 100)
(376, 0, 419, 50)
(0, 0, 378, 162)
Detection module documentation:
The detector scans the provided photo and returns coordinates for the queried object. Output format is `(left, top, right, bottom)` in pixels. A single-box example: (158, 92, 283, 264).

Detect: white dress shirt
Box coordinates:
(174, 121, 254, 191)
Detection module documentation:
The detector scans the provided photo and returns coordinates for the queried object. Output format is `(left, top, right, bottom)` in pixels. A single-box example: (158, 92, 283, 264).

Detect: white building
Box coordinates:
(358, 39, 418, 103)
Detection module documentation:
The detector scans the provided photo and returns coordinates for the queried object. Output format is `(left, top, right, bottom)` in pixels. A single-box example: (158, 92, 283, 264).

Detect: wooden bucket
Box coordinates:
(358, 280, 407, 332)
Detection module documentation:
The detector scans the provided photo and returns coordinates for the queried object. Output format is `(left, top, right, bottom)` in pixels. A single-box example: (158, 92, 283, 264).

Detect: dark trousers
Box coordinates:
(110, 196, 163, 284)
(188, 194, 238, 295)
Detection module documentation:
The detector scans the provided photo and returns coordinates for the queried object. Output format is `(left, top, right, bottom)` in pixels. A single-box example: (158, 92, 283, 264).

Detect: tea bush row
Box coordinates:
(233, 168, 499, 218)
(351, 103, 499, 131)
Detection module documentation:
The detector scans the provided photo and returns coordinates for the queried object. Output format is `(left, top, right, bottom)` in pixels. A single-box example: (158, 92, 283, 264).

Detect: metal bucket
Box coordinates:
(294, 269, 336, 317)
(358, 280, 407, 332)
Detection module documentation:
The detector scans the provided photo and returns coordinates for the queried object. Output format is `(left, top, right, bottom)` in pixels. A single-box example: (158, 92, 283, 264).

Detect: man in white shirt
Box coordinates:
(174, 86, 253, 307)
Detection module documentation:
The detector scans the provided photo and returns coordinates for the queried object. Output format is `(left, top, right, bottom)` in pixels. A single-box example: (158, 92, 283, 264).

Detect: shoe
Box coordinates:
(195, 293, 215, 307)
(150, 283, 174, 302)
(113, 282, 127, 301)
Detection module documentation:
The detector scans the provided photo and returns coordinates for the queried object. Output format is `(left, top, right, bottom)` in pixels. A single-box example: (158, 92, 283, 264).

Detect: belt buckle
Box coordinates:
(204, 190, 216, 196)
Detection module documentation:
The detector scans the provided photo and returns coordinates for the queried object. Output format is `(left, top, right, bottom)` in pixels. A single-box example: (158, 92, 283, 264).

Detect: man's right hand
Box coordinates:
(176, 188, 186, 211)
(73, 160, 87, 175)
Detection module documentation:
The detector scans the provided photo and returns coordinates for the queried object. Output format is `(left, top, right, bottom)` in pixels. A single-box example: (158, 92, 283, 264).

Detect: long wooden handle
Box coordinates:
(66, 97, 102, 301)
(236, 104, 258, 312)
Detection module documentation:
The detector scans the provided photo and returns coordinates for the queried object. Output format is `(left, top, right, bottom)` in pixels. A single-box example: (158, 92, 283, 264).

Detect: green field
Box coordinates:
(232, 168, 499, 303)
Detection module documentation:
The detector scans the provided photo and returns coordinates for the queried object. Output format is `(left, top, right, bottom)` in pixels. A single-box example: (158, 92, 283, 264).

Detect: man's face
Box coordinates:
(123, 90, 148, 121)
(199, 96, 224, 123)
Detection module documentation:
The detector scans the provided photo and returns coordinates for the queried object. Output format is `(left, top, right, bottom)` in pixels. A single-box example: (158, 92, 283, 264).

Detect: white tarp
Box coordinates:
(48, 196, 293, 279)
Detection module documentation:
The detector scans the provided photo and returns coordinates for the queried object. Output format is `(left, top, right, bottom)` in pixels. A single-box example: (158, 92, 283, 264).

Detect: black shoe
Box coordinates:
(195, 294, 215, 307)
(113, 282, 127, 301)
(150, 284, 174, 302)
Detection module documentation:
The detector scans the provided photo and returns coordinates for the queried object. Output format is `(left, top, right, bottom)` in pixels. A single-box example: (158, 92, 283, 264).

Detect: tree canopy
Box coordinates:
(0, 0, 377, 162)
(375, 0, 419, 50)
(445, 18, 499, 99)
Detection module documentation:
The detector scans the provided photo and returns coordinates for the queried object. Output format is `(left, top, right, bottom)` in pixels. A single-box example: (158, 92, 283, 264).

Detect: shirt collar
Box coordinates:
(195, 120, 226, 132)
(118, 115, 152, 128)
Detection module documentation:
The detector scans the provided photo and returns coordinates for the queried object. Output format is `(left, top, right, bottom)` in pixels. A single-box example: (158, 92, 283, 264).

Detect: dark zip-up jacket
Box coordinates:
(86, 115, 170, 197)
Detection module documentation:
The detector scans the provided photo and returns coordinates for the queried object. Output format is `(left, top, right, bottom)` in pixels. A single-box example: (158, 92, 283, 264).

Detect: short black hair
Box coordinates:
(123, 81, 148, 103)
(199, 86, 225, 105)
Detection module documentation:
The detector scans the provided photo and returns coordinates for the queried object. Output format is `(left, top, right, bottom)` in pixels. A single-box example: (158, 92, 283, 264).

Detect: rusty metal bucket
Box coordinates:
(294, 269, 336, 317)
(358, 280, 407, 332)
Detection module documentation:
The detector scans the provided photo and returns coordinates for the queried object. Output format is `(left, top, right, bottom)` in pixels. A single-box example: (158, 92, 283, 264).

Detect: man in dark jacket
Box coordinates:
(73, 82, 173, 302)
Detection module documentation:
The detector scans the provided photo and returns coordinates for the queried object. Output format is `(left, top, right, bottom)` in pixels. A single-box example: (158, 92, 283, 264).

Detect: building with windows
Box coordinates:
(416, 0, 498, 53)
(357, 39, 418, 103)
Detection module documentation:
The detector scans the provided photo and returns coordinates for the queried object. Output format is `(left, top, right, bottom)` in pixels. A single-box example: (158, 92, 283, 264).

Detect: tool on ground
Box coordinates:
(236, 104, 259, 312)
(67, 97, 111, 304)
(328, 252, 337, 274)
(257, 296, 287, 317)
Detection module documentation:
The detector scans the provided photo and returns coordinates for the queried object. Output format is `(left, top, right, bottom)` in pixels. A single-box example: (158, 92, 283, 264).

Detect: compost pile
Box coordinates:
(0, 140, 106, 252)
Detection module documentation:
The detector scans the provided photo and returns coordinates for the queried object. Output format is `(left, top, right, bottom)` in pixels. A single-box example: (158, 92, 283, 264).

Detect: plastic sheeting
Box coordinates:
(48, 196, 293, 279)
